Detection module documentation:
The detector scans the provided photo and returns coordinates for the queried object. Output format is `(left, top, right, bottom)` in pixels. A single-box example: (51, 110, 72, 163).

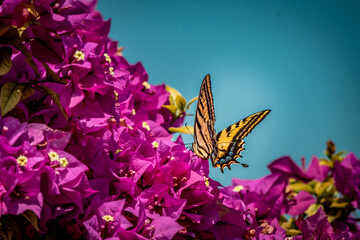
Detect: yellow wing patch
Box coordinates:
(214, 110, 271, 172)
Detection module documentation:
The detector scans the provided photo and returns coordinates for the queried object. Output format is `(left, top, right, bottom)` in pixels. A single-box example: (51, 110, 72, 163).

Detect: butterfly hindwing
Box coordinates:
(192, 74, 216, 159)
(213, 110, 271, 172)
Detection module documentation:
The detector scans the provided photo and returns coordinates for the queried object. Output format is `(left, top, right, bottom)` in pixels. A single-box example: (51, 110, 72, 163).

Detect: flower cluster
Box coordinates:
(0, 117, 94, 235)
(0, 1, 359, 239)
(219, 141, 360, 239)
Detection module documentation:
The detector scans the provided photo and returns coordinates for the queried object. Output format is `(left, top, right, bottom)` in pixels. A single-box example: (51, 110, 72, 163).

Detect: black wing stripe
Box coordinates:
(236, 110, 270, 140)
(195, 119, 211, 153)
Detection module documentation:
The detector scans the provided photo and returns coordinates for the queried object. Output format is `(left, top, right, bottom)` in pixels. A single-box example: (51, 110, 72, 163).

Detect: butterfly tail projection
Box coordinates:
(214, 140, 244, 173)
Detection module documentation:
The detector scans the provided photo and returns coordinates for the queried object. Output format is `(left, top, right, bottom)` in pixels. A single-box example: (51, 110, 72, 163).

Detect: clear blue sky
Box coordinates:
(98, 0, 360, 186)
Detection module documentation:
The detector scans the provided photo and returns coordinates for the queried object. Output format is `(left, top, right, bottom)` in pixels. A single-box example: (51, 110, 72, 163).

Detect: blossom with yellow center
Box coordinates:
(114, 90, 118, 101)
(59, 157, 69, 168)
(48, 151, 59, 161)
(152, 141, 159, 149)
(16, 155, 28, 166)
(109, 67, 114, 77)
(104, 53, 112, 63)
(142, 81, 151, 89)
(73, 50, 85, 61)
(114, 149, 122, 154)
(204, 177, 210, 187)
(232, 185, 244, 192)
(132, 109, 136, 115)
(142, 121, 150, 131)
(102, 215, 114, 222)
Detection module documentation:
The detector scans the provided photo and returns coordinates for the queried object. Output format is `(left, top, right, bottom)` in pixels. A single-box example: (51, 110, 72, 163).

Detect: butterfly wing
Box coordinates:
(213, 109, 271, 172)
(192, 74, 216, 161)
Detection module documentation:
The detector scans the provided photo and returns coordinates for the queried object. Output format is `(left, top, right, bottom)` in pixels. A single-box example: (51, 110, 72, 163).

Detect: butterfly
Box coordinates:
(192, 74, 270, 173)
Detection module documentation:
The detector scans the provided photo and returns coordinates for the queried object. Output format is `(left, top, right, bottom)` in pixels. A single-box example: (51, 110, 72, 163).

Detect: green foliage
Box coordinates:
(22, 211, 39, 232)
(0, 82, 24, 116)
(0, 23, 69, 119)
(0, 46, 12, 76)
(0, 24, 39, 77)
(0, 212, 40, 240)
(163, 85, 197, 134)
(37, 85, 68, 120)
(168, 126, 194, 135)
(281, 140, 357, 235)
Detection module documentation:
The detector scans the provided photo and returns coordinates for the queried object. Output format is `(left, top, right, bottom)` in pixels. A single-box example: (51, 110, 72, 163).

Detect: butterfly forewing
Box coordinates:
(213, 109, 271, 172)
(192, 74, 216, 159)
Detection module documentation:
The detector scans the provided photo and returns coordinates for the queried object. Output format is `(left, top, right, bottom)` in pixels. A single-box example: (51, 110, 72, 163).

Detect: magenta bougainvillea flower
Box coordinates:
(333, 153, 360, 208)
(0, 1, 359, 239)
(294, 207, 335, 239)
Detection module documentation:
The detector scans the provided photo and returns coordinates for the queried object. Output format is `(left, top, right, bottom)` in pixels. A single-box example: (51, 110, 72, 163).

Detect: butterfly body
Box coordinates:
(193, 74, 270, 173)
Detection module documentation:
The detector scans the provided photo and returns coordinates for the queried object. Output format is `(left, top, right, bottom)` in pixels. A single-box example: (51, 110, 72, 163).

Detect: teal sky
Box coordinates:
(98, 0, 360, 186)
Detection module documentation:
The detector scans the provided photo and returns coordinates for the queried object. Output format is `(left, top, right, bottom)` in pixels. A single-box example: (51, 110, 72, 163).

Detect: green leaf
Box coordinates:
(166, 85, 181, 97)
(162, 105, 177, 116)
(289, 181, 314, 193)
(22, 210, 39, 232)
(0, 24, 11, 38)
(0, 82, 23, 116)
(319, 159, 333, 168)
(0, 217, 13, 240)
(186, 96, 198, 109)
(0, 46, 12, 76)
(334, 151, 347, 157)
(327, 213, 341, 223)
(19, 86, 34, 101)
(314, 179, 335, 197)
(169, 126, 194, 135)
(43, 63, 61, 83)
(0, 24, 18, 44)
(166, 85, 181, 105)
(330, 201, 349, 209)
(175, 95, 186, 111)
(305, 203, 321, 216)
(286, 229, 303, 237)
(0, 25, 40, 78)
(38, 85, 68, 120)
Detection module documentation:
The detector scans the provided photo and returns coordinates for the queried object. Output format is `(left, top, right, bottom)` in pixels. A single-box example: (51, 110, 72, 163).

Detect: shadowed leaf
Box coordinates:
(0, 46, 12, 76)
(0, 24, 11, 37)
(30, 25, 65, 64)
(38, 85, 68, 120)
(43, 63, 67, 84)
(0, 82, 22, 116)
(20, 85, 34, 101)
(22, 211, 39, 232)
(0, 25, 40, 77)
